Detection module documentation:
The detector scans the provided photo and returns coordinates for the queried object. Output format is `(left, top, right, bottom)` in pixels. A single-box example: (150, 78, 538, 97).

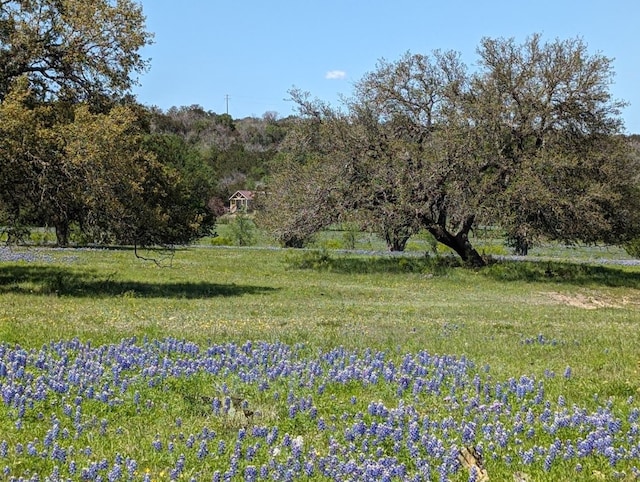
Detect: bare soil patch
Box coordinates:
(543, 291, 634, 309)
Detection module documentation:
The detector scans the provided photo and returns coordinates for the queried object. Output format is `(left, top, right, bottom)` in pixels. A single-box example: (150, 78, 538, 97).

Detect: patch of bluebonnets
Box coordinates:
(0, 338, 638, 480)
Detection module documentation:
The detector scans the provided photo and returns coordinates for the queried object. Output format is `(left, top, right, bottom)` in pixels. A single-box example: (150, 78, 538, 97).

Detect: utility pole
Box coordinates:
(225, 94, 229, 115)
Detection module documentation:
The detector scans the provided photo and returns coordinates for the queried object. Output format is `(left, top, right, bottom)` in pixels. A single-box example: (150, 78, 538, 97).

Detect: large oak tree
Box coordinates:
(0, 1, 219, 247)
(263, 35, 640, 265)
(0, 79, 217, 247)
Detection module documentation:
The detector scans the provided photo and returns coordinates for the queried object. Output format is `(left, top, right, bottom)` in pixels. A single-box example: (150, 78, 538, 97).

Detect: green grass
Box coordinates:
(1, 246, 638, 392)
(1, 246, 639, 480)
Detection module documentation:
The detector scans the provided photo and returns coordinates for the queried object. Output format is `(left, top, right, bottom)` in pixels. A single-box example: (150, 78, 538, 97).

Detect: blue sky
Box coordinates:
(133, 1, 640, 133)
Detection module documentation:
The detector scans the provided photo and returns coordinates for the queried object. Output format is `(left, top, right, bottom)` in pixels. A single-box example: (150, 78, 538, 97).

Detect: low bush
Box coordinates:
(210, 235, 233, 246)
(624, 238, 640, 258)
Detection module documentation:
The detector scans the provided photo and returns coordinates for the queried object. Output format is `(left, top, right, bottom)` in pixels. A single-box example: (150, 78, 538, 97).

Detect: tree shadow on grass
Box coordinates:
(482, 260, 640, 289)
(0, 265, 278, 298)
(287, 250, 460, 275)
(288, 250, 640, 289)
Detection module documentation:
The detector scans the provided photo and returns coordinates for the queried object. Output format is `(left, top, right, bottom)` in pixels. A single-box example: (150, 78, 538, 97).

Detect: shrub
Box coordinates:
(341, 223, 360, 250)
(287, 250, 461, 275)
(30, 229, 56, 245)
(210, 235, 233, 246)
(480, 244, 509, 256)
(623, 238, 640, 258)
(286, 249, 333, 270)
(317, 239, 342, 250)
(228, 214, 256, 247)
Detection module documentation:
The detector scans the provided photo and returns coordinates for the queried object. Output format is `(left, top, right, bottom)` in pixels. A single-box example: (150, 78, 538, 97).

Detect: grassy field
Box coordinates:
(1, 245, 639, 480)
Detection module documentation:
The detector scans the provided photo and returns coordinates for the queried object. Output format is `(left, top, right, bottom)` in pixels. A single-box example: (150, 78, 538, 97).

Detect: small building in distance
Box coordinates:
(228, 190, 254, 213)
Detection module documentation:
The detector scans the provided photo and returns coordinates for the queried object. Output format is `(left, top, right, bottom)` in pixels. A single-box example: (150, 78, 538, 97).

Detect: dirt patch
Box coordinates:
(543, 291, 629, 309)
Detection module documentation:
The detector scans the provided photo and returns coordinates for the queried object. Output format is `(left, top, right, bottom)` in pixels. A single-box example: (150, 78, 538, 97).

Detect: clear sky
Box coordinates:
(132, 1, 640, 133)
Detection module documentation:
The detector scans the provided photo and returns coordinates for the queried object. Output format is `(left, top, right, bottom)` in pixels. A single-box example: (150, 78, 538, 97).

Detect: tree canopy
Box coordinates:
(0, 0, 151, 104)
(0, 1, 221, 248)
(0, 79, 217, 247)
(260, 34, 640, 265)
(3, 16, 639, 258)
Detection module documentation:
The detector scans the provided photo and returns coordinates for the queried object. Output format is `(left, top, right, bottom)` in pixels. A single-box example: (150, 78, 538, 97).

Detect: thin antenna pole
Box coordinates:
(225, 94, 229, 115)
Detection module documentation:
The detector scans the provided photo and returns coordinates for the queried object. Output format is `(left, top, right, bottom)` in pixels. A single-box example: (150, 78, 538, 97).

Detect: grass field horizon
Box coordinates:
(1, 243, 639, 480)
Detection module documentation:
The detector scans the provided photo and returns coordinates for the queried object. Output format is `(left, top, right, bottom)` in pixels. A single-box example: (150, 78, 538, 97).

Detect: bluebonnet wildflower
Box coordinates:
(1, 337, 639, 480)
(198, 440, 208, 459)
(107, 462, 122, 481)
(244, 465, 257, 481)
(152, 436, 162, 451)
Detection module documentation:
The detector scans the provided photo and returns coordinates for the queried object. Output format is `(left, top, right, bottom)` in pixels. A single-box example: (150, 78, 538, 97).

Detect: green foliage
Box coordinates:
(318, 238, 343, 250)
(263, 35, 640, 267)
(68, 223, 94, 246)
(0, 81, 217, 248)
(0, 78, 59, 240)
(29, 228, 56, 245)
(0, 0, 152, 103)
(210, 235, 233, 246)
(140, 132, 218, 245)
(227, 214, 256, 246)
(147, 106, 290, 204)
(286, 249, 333, 270)
(623, 238, 640, 258)
(479, 243, 509, 256)
(62, 103, 203, 247)
(0, 224, 31, 244)
(0, 3, 217, 249)
(408, 230, 439, 254)
(254, 154, 338, 248)
(341, 223, 360, 250)
(484, 260, 640, 288)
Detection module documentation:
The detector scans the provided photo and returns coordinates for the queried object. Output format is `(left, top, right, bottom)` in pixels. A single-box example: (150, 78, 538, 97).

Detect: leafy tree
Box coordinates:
(140, 132, 218, 244)
(352, 50, 489, 264)
(0, 79, 136, 245)
(143, 132, 212, 206)
(149, 106, 266, 208)
(58, 106, 218, 247)
(0, 77, 58, 241)
(0, 1, 218, 249)
(255, 152, 341, 248)
(0, 0, 152, 104)
(148, 106, 291, 201)
(263, 35, 640, 266)
(0, 80, 217, 247)
(278, 89, 422, 251)
(150, 105, 235, 149)
(466, 35, 638, 255)
(58, 103, 152, 245)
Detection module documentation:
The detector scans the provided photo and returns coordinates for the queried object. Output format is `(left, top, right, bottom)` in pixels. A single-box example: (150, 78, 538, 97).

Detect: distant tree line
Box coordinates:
(1, 1, 639, 264)
(146, 106, 293, 205)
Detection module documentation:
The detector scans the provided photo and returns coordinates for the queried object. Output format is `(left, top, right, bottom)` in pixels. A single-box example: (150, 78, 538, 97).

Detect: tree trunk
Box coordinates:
(55, 221, 70, 247)
(513, 236, 530, 256)
(384, 230, 410, 252)
(282, 235, 307, 249)
(427, 216, 486, 267)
